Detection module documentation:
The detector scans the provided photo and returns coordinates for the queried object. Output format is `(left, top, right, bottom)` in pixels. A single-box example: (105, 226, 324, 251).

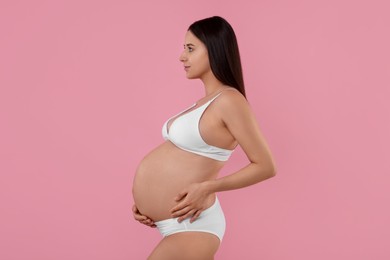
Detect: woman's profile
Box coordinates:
(132, 16, 277, 260)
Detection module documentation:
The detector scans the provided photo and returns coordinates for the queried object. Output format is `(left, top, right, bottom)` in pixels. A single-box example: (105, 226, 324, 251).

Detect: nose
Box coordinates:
(179, 50, 187, 62)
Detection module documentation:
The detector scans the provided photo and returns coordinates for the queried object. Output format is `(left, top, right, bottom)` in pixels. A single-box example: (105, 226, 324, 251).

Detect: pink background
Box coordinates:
(1, 0, 389, 259)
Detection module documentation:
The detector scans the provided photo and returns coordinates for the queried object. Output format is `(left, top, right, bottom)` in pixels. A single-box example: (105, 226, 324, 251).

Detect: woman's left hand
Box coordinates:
(170, 182, 212, 223)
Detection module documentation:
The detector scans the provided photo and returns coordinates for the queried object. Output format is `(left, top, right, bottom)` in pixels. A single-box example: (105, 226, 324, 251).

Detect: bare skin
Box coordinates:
(132, 30, 277, 259)
(147, 232, 220, 260)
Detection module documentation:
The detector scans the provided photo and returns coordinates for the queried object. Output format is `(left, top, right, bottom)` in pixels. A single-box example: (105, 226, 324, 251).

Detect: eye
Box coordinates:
(188, 47, 193, 52)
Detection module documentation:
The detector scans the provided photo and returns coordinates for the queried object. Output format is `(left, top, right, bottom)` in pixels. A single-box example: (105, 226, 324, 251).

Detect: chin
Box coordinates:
(186, 73, 199, 80)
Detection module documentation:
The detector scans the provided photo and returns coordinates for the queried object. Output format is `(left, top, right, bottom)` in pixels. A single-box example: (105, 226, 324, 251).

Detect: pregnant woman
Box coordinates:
(132, 16, 277, 260)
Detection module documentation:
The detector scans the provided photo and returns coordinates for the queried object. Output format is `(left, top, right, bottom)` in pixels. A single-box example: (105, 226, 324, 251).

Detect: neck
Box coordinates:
(200, 72, 226, 96)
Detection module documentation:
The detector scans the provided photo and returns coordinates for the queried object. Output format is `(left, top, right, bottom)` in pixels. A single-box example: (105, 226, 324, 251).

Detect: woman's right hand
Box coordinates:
(132, 204, 156, 228)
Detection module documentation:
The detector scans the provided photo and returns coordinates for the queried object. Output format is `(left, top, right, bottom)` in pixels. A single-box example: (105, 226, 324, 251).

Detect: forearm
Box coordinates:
(204, 163, 276, 193)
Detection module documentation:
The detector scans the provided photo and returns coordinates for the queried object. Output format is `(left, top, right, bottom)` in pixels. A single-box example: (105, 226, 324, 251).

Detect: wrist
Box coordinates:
(202, 179, 218, 194)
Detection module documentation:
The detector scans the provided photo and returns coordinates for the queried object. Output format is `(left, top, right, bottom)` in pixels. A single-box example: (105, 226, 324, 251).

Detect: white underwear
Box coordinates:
(155, 196, 226, 242)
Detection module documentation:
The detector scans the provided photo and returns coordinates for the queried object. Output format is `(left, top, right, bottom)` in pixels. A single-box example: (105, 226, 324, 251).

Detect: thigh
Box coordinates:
(147, 232, 220, 260)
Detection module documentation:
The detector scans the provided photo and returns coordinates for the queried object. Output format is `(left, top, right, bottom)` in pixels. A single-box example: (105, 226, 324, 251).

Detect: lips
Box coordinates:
(184, 65, 190, 71)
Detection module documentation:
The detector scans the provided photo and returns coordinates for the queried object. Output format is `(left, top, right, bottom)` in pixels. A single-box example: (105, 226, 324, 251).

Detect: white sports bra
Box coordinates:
(162, 91, 235, 161)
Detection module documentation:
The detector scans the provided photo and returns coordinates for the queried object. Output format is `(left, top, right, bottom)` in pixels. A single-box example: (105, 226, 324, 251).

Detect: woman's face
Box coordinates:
(179, 30, 211, 79)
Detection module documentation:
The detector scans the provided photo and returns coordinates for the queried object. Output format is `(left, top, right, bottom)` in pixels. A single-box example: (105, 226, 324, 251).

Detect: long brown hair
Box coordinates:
(188, 16, 246, 98)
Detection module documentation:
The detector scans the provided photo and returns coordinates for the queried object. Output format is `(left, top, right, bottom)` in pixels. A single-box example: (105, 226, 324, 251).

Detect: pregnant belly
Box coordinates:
(132, 141, 223, 221)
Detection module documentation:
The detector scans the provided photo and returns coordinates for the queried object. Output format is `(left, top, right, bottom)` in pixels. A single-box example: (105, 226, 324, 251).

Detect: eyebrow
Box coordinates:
(184, 43, 195, 47)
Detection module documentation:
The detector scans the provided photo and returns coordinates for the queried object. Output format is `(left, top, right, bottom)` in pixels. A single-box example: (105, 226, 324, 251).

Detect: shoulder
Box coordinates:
(216, 88, 250, 113)
(213, 88, 257, 128)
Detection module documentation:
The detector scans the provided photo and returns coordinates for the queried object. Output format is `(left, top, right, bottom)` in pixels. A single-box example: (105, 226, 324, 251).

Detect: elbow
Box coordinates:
(266, 165, 277, 178)
(255, 165, 276, 182)
(252, 160, 277, 181)
(264, 170, 276, 180)
(255, 156, 277, 179)
(266, 157, 277, 177)
(271, 164, 277, 176)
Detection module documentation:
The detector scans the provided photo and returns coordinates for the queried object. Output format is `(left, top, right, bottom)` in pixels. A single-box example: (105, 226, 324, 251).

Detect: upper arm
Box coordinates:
(219, 91, 277, 172)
